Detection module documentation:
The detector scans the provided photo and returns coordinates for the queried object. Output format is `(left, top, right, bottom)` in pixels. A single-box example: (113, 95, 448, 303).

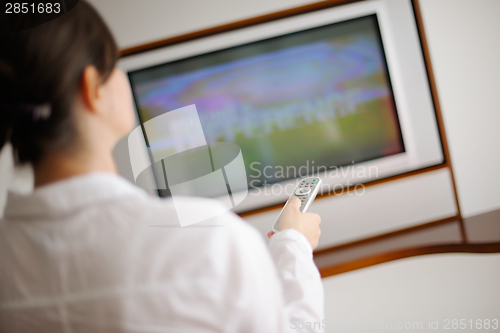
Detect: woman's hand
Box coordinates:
(267, 197, 321, 250)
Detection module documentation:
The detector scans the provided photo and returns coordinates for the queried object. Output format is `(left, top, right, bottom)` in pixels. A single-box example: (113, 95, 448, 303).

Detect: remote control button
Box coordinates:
(295, 188, 311, 196)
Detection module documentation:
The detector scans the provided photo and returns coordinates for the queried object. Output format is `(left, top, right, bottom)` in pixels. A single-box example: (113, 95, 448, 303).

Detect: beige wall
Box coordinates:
(322, 252, 500, 332)
(418, 0, 500, 217)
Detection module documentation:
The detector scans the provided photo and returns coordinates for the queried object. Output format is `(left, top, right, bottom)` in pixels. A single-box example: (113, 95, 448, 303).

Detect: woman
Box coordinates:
(0, 2, 323, 332)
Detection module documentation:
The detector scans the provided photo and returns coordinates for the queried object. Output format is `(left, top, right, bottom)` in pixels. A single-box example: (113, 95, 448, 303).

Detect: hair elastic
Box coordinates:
(0, 102, 52, 121)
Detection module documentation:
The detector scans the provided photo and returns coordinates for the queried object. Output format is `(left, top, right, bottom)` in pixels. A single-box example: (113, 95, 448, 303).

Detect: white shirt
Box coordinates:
(0, 173, 324, 333)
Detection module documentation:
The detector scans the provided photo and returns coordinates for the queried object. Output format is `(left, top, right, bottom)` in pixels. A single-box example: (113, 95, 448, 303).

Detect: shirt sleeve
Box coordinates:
(220, 213, 325, 333)
(269, 229, 325, 332)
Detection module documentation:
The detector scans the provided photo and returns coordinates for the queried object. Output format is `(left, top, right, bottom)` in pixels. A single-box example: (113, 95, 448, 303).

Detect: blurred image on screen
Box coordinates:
(129, 14, 405, 189)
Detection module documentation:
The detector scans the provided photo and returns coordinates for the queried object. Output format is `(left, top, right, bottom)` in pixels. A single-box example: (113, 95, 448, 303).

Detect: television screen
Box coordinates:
(128, 14, 405, 192)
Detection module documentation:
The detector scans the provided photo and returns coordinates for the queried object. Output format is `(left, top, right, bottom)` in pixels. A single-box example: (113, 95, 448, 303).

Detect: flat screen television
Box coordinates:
(119, 0, 444, 213)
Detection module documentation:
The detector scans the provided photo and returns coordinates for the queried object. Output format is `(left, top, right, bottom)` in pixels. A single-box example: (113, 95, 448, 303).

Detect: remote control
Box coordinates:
(272, 177, 322, 233)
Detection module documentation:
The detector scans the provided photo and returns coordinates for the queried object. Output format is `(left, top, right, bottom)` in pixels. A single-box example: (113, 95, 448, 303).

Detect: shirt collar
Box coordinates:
(4, 172, 148, 219)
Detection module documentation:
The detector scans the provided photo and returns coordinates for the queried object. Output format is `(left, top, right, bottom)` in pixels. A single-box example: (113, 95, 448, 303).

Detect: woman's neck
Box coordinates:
(33, 148, 118, 188)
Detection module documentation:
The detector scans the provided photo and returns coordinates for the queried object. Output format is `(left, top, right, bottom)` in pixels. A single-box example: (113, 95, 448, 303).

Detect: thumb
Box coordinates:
(283, 196, 301, 213)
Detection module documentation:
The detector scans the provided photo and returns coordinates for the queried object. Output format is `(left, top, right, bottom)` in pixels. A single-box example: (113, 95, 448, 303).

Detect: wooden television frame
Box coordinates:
(118, 0, 500, 277)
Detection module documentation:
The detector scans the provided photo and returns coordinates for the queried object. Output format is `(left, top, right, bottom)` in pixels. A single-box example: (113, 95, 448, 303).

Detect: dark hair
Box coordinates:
(0, 1, 118, 165)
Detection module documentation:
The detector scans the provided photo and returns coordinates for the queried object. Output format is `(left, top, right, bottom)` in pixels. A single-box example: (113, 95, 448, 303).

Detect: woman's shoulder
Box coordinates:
(108, 193, 265, 247)
(109, 195, 269, 281)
